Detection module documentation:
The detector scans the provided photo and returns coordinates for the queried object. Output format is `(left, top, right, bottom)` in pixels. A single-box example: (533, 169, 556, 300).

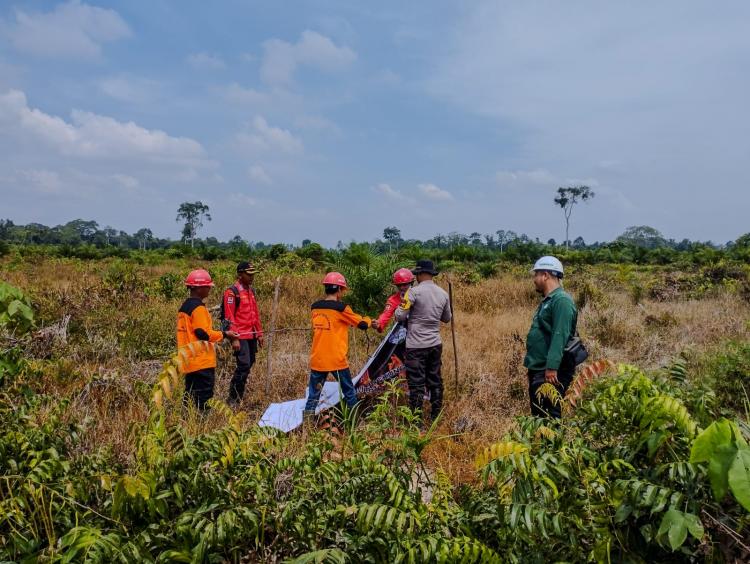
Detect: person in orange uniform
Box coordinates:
(176, 269, 239, 410)
(303, 272, 375, 418)
(375, 268, 415, 332)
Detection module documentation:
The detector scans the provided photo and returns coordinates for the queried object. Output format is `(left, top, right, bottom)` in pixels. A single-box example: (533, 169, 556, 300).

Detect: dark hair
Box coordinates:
(324, 284, 340, 295)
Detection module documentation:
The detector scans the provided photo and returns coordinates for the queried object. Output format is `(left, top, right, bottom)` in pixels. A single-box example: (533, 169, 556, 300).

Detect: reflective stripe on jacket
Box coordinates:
(176, 297, 224, 373)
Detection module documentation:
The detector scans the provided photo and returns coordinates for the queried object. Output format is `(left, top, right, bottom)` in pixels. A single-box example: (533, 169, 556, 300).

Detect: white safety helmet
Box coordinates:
(531, 256, 564, 278)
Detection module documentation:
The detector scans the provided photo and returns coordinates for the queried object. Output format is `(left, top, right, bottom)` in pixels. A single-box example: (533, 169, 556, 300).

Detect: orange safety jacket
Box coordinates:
(310, 300, 371, 372)
(176, 297, 224, 373)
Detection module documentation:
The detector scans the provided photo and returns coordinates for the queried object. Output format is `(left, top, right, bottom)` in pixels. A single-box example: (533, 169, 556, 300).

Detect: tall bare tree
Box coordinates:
(554, 186, 595, 249)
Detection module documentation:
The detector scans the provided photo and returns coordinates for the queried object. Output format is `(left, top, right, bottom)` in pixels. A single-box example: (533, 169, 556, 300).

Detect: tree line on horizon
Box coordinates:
(0, 217, 744, 252)
(1, 200, 749, 265)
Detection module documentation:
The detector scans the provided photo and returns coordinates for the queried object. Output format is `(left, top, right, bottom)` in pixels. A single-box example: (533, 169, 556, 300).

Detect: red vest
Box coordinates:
(376, 292, 403, 331)
(222, 282, 263, 339)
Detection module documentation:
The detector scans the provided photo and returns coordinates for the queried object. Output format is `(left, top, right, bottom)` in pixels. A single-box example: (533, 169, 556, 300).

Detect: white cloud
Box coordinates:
(260, 30, 356, 86)
(186, 52, 226, 70)
(418, 183, 453, 201)
(0, 89, 211, 168)
(236, 116, 303, 155)
(373, 183, 409, 202)
(248, 164, 272, 185)
(0, 57, 22, 91)
(425, 1, 750, 240)
(2, 0, 130, 60)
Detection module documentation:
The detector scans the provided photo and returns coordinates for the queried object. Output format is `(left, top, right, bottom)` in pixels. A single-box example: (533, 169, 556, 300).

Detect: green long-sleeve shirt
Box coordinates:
(523, 287, 577, 371)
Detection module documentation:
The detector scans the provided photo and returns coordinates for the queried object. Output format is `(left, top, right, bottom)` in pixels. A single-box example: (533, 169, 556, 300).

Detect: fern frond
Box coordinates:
(534, 425, 557, 442)
(665, 356, 688, 383)
(348, 502, 421, 535)
(290, 548, 348, 564)
(566, 359, 615, 406)
(152, 341, 213, 406)
(475, 441, 529, 470)
(59, 526, 122, 563)
(642, 394, 699, 438)
(397, 536, 502, 564)
(536, 383, 561, 406)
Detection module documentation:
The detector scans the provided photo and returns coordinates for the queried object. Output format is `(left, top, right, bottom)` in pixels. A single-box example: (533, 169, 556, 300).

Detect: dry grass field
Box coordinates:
(3, 256, 748, 485)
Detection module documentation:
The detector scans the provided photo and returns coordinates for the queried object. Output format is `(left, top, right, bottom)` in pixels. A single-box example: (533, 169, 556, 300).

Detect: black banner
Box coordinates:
(353, 322, 407, 398)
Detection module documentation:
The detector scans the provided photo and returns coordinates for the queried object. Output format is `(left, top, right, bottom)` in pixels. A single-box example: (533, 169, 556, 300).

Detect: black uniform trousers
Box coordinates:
(184, 368, 215, 411)
(527, 360, 575, 419)
(405, 344, 443, 420)
(228, 338, 258, 403)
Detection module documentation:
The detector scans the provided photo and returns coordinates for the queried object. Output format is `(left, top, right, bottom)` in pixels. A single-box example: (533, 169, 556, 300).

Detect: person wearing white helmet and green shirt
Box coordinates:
(523, 256, 578, 418)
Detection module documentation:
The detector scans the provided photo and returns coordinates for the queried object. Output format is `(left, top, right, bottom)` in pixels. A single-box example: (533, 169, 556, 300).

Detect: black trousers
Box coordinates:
(527, 365, 575, 419)
(184, 368, 215, 411)
(228, 338, 257, 402)
(405, 344, 443, 419)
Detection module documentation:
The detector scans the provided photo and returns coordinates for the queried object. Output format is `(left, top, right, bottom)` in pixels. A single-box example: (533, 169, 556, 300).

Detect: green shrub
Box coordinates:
(589, 313, 631, 347)
(465, 365, 748, 562)
(103, 260, 143, 293)
(704, 342, 750, 416)
(155, 273, 182, 300)
(296, 242, 326, 264)
(334, 245, 398, 316)
(477, 261, 498, 279)
(0, 281, 35, 333)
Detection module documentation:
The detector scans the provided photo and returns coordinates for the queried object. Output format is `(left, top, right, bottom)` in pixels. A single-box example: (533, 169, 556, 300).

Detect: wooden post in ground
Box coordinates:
(265, 276, 281, 397)
(449, 281, 459, 394)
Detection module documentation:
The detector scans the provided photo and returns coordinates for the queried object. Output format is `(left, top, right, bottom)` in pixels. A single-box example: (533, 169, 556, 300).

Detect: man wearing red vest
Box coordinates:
(222, 261, 264, 407)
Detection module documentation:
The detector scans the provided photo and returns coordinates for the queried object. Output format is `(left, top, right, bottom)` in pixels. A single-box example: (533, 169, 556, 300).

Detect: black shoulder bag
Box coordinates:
(563, 333, 589, 367)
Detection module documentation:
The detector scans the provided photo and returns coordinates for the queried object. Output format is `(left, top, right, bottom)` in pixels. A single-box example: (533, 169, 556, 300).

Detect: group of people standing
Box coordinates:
(175, 255, 580, 423)
(302, 259, 452, 426)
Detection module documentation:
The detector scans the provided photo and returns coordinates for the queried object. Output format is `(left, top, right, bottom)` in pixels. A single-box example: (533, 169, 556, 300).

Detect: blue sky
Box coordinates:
(1, 1, 749, 246)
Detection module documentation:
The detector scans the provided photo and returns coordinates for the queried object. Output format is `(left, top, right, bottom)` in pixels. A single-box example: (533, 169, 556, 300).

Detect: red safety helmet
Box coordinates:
(185, 269, 215, 287)
(392, 268, 415, 285)
(322, 271, 347, 288)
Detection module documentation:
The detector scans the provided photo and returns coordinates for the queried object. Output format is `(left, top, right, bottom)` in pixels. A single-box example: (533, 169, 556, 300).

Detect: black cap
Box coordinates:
(412, 259, 438, 276)
(237, 261, 258, 274)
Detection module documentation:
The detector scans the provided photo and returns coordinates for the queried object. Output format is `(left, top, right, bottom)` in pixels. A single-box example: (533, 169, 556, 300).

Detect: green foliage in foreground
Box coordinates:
(464, 363, 750, 562)
(0, 280, 35, 333)
(0, 284, 750, 563)
(0, 284, 748, 562)
(1, 355, 749, 562)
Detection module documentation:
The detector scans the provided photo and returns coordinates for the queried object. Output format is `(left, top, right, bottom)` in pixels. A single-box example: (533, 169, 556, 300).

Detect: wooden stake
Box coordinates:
(449, 281, 459, 393)
(265, 276, 281, 397)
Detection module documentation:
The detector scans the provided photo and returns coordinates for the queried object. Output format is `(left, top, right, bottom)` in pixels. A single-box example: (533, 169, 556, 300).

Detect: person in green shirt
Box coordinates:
(523, 256, 578, 418)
